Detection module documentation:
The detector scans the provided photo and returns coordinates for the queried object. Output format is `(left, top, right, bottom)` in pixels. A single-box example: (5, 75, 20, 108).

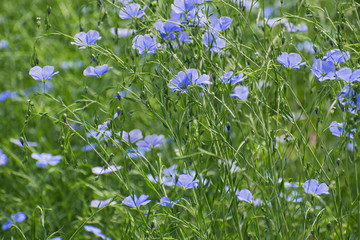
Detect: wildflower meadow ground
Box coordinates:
(1, 0, 360, 239)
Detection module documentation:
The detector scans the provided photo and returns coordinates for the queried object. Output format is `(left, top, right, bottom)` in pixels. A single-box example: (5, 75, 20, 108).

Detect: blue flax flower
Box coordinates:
(83, 64, 113, 78)
(10, 138, 37, 147)
(171, 0, 203, 15)
(122, 194, 151, 207)
(92, 165, 122, 175)
(177, 173, 199, 189)
(90, 198, 116, 208)
(132, 34, 159, 54)
(154, 19, 182, 40)
(87, 121, 112, 141)
(0, 40, 9, 49)
(211, 17, 233, 32)
(168, 69, 211, 92)
(178, 31, 191, 42)
(148, 165, 177, 186)
(2, 212, 26, 230)
(31, 153, 62, 168)
(117, 129, 143, 144)
(0, 149, 8, 166)
(338, 85, 360, 114)
(71, 30, 102, 49)
(29, 65, 59, 83)
(278, 178, 299, 188)
(203, 30, 226, 52)
(310, 59, 336, 81)
(324, 49, 350, 65)
(277, 52, 305, 70)
(236, 189, 262, 206)
(280, 191, 302, 203)
(230, 85, 249, 101)
(0, 91, 19, 102)
(136, 134, 164, 151)
(329, 121, 355, 139)
(302, 179, 329, 196)
(119, 3, 147, 20)
(158, 197, 179, 207)
(220, 71, 247, 84)
(84, 225, 111, 240)
(336, 68, 360, 82)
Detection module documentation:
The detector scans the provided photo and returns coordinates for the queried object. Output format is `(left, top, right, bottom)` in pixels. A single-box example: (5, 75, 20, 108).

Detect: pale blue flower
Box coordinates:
(0, 91, 18, 102)
(0, 40, 9, 49)
(132, 34, 159, 54)
(110, 27, 136, 37)
(158, 197, 179, 207)
(31, 153, 62, 168)
(2, 212, 26, 231)
(211, 17, 232, 32)
(71, 30, 102, 49)
(90, 198, 117, 208)
(336, 68, 360, 82)
(324, 49, 350, 65)
(177, 173, 199, 189)
(310, 59, 336, 81)
(92, 165, 122, 175)
(29, 66, 59, 82)
(178, 31, 191, 42)
(302, 179, 329, 196)
(277, 52, 305, 70)
(168, 69, 211, 92)
(119, 3, 147, 19)
(0, 150, 8, 166)
(220, 71, 247, 84)
(84, 225, 111, 240)
(154, 19, 182, 40)
(236, 189, 262, 206)
(203, 30, 226, 52)
(10, 138, 37, 147)
(118, 129, 143, 143)
(230, 85, 249, 101)
(83, 64, 113, 78)
(136, 134, 164, 150)
(122, 194, 151, 207)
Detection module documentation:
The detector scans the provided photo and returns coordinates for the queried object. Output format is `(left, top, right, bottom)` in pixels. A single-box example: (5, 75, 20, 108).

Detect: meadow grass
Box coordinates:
(1, 0, 360, 239)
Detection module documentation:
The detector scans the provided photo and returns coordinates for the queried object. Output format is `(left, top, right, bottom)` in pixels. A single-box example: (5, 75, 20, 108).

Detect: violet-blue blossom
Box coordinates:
(230, 85, 249, 101)
(0, 40, 9, 49)
(324, 49, 350, 65)
(277, 52, 305, 70)
(158, 196, 179, 207)
(0, 91, 18, 102)
(119, 3, 147, 20)
(0, 149, 8, 166)
(154, 19, 182, 40)
(136, 134, 164, 151)
(10, 138, 38, 147)
(336, 68, 360, 82)
(71, 30, 102, 49)
(83, 64, 113, 78)
(92, 165, 122, 175)
(87, 121, 112, 141)
(118, 129, 143, 144)
(29, 66, 59, 82)
(297, 41, 315, 53)
(236, 189, 262, 206)
(110, 28, 136, 37)
(203, 30, 226, 53)
(278, 178, 299, 188)
(220, 71, 247, 84)
(132, 34, 159, 54)
(122, 194, 151, 207)
(310, 59, 336, 81)
(171, 0, 202, 15)
(211, 17, 233, 32)
(177, 173, 199, 189)
(168, 69, 211, 92)
(84, 225, 111, 240)
(2, 212, 26, 231)
(90, 198, 117, 208)
(178, 31, 191, 42)
(31, 153, 62, 168)
(302, 179, 329, 196)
